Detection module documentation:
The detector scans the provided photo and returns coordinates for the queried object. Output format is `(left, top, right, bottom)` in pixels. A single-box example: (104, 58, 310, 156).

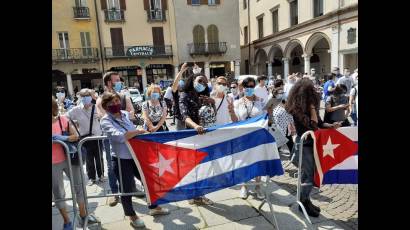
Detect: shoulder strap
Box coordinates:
(121, 95, 127, 110)
(69, 118, 81, 136)
(111, 115, 129, 131)
(58, 116, 63, 134)
(88, 105, 95, 136)
(216, 94, 225, 113)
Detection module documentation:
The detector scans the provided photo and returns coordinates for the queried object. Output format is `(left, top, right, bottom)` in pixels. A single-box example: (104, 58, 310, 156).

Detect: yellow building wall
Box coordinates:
(52, 0, 99, 50)
(96, 0, 173, 48)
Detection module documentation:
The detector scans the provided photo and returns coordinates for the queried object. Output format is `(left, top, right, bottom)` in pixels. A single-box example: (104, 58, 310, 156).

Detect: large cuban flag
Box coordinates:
(311, 127, 358, 187)
(126, 113, 284, 206)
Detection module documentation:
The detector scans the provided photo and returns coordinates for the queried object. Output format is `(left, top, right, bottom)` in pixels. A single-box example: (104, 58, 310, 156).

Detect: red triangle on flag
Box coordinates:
(128, 139, 208, 204)
(313, 129, 358, 186)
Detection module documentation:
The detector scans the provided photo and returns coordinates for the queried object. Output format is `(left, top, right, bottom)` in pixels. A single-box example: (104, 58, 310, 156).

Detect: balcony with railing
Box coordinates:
(104, 45, 173, 58)
(52, 48, 99, 62)
(147, 9, 166, 21)
(104, 9, 125, 22)
(73, 6, 90, 19)
(188, 42, 227, 56)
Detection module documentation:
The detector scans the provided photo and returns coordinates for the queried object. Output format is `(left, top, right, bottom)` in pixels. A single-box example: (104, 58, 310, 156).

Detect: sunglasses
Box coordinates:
(245, 85, 255, 88)
(217, 82, 227, 86)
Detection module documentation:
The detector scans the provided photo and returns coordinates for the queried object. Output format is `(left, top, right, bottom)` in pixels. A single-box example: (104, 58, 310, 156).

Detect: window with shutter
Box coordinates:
(207, 25, 219, 52)
(272, 10, 278, 33)
(258, 17, 263, 39)
(80, 32, 92, 57)
(193, 25, 205, 53)
(314, 0, 323, 17)
(58, 32, 70, 59)
(290, 0, 298, 26)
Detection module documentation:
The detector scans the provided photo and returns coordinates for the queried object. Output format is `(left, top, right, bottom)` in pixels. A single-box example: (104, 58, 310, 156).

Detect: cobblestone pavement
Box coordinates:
(272, 150, 358, 230)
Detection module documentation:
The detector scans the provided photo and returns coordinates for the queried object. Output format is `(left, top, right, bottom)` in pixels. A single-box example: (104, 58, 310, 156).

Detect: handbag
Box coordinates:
(58, 117, 87, 165)
(268, 124, 288, 148)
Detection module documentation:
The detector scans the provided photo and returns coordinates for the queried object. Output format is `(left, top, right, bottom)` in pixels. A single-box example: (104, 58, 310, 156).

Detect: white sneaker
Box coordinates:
(255, 187, 265, 200)
(239, 186, 249, 199)
(130, 219, 145, 229)
(149, 207, 170, 216)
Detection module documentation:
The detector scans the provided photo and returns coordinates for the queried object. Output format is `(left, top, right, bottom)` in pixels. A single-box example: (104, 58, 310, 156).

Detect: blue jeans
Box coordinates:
(350, 112, 357, 126)
(103, 138, 119, 194)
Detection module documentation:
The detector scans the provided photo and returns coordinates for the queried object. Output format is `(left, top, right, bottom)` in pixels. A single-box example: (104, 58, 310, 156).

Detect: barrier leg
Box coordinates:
(257, 176, 280, 230)
(295, 133, 312, 225)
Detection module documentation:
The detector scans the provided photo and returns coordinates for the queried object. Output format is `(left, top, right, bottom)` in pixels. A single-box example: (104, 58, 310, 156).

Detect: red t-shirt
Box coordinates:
(52, 116, 68, 164)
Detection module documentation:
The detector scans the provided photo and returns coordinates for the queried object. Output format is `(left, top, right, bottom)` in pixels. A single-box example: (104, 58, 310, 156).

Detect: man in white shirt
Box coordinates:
(254, 75, 269, 104)
(336, 68, 354, 95)
(284, 74, 296, 101)
(211, 76, 232, 126)
(163, 84, 174, 116)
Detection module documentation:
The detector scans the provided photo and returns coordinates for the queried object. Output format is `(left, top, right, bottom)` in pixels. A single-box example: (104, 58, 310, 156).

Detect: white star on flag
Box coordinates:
(150, 153, 175, 177)
(322, 137, 340, 159)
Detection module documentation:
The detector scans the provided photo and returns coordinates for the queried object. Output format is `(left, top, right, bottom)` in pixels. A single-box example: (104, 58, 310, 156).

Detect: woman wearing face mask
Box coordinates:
(228, 77, 266, 200)
(142, 84, 168, 132)
(285, 78, 341, 217)
(179, 73, 215, 205)
(56, 87, 74, 111)
(66, 88, 104, 186)
(210, 76, 232, 126)
(52, 96, 100, 229)
(100, 92, 170, 229)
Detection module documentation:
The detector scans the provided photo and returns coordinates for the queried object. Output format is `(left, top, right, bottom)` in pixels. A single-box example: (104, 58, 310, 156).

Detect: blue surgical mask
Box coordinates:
(151, 92, 160, 100)
(56, 92, 65, 100)
(81, 96, 92, 105)
(194, 82, 206, 92)
(244, 87, 255, 97)
(114, 82, 123, 92)
(178, 80, 185, 88)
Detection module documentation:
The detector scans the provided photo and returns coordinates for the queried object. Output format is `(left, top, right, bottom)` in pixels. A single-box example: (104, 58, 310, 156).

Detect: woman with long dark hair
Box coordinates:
(285, 78, 341, 217)
(179, 73, 215, 205)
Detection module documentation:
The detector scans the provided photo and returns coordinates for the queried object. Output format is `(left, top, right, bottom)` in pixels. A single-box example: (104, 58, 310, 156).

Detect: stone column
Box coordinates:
(267, 62, 273, 78)
(303, 54, 312, 74)
(282, 58, 289, 79)
(204, 62, 210, 79)
(66, 73, 74, 97)
(141, 67, 147, 90)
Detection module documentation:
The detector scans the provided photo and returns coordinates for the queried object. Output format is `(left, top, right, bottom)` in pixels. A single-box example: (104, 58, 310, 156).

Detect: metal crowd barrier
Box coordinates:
(295, 130, 315, 224)
(52, 140, 79, 229)
(77, 135, 151, 230)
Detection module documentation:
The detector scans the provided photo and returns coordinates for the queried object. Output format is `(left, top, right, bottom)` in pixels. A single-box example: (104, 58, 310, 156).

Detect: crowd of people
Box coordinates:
(52, 64, 358, 229)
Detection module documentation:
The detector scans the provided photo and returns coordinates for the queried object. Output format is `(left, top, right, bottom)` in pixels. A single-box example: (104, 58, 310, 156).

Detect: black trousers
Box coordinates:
(112, 157, 157, 216)
(84, 140, 104, 180)
(286, 135, 294, 153)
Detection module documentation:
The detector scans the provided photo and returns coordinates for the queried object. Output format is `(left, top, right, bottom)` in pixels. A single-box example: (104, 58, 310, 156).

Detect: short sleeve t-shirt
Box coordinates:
(52, 116, 69, 164)
(164, 87, 173, 100)
(326, 95, 349, 122)
(212, 95, 231, 126)
(234, 97, 264, 121)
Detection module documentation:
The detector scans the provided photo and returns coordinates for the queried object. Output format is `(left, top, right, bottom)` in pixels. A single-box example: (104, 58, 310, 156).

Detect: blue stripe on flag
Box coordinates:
(133, 113, 269, 144)
(198, 128, 274, 163)
(322, 170, 358, 184)
(153, 159, 283, 205)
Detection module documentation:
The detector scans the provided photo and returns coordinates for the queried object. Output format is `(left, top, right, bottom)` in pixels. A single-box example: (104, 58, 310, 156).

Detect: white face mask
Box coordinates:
(216, 84, 227, 93)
